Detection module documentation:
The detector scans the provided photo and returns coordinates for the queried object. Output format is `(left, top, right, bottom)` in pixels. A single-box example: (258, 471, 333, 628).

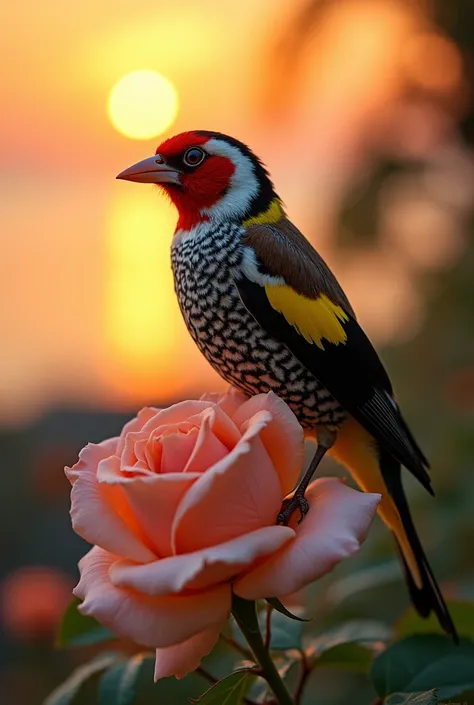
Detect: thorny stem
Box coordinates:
(265, 604, 273, 650)
(294, 649, 311, 704)
(232, 598, 294, 705)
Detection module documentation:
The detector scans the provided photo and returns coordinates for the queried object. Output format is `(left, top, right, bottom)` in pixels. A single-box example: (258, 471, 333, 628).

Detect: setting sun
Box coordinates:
(107, 70, 179, 140)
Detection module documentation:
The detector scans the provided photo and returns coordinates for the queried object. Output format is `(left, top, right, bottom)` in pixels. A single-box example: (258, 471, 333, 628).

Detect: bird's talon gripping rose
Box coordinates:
(66, 389, 380, 681)
(277, 494, 310, 526)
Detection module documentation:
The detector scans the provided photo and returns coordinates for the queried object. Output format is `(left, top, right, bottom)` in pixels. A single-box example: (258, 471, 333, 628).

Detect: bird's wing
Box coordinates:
(235, 219, 431, 492)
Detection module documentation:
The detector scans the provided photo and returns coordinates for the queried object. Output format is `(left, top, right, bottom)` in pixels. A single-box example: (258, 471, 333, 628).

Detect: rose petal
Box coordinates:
(142, 401, 211, 430)
(160, 429, 199, 473)
(121, 431, 149, 470)
(74, 547, 231, 648)
(65, 442, 155, 563)
(66, 438, 118, 483)
(234, 478, 380, 599)
(117, 408, 160, 455)
(122, 474, 200, 557)
(133, 437, 148, 463)
(172, 412, 283, 554)
(110, 525, 294, 594)
(184, 411, 230, 473)
(232, 392, 305, 496)
(96, 458, 202, 556)
(154, 622, 223, 681)
(141, 402, 241, 451)
(98, 453, 154, 481)
(201, 387, 248, 418)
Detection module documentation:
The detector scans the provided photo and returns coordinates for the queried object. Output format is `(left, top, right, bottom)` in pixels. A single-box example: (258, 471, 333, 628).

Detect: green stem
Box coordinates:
(294, 649, 310, 704)
(231, 596, 294, 705)
(264, 603, 273, 650)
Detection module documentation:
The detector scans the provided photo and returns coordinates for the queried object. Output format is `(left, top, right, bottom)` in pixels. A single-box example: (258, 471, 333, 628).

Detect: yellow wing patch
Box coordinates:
(265, 285, 349, 349)
(242, 198, 283, 227)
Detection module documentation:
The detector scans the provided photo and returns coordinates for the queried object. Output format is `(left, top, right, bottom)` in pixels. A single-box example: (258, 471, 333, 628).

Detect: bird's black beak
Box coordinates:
(116, 155, 180, 185)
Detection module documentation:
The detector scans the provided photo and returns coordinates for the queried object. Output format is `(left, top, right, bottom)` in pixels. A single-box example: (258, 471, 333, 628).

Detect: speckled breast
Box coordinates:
(171, 221, 345, 430)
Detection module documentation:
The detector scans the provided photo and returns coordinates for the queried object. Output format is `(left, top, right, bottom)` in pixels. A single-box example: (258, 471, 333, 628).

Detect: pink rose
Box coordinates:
(65, 389, 380, 681)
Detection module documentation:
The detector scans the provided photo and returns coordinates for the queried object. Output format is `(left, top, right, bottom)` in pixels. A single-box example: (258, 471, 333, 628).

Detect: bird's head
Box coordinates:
(116, 130, 279, 230)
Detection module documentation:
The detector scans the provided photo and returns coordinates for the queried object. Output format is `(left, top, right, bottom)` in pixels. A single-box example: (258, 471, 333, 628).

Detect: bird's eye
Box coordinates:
(183, 147, 206, 167)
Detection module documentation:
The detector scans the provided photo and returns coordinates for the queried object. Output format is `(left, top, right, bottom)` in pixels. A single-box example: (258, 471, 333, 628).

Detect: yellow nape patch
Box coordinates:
(265, 285, 348, 349)
(242, 198, 283, 227)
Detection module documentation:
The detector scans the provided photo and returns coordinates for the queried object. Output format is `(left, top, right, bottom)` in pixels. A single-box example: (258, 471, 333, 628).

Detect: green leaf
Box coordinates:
(384, 690, 438, 704)
(305, 620, 390, 674)
(193, 670, 254, 704)
(308, 620, 390, 658)
(259, 609, 303, 651)
(265, 597, 309, 622)
(315, 643, 374, 672)
(56, 597, 116, 648)
(151, 670, 216, 704)
(328, 562, 401, 606)
(397, 602, 472, 640)
(98, 654, 154, 705)
(371, 635, 474, 700)
(316, 620, 391, 649)
(44, 653, 121, 705)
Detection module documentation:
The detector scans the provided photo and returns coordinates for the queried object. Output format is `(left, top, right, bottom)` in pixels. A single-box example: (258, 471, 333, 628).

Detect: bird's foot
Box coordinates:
(276, 492, 310, 526)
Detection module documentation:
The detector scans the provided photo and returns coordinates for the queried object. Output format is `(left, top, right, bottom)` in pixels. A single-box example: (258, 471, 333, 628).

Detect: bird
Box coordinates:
(117, 130, 458, 641)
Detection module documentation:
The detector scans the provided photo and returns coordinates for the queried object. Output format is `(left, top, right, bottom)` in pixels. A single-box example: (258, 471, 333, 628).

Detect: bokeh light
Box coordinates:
(403, 32, 463, 94)
(1, 567, 73, 642)
(107, 70, 179, 140)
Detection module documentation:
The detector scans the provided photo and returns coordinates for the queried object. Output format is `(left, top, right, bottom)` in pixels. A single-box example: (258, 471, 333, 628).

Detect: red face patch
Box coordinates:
(156, 131, 209, 157)
(154, 132, 235, 230)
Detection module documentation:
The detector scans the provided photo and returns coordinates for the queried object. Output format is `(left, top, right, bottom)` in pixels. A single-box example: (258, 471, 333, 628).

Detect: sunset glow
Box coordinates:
(104, 189, 179, 384)
(3, 0, 468, 418)
(101, 188, 224, 403)
(107, 70, 179, 140)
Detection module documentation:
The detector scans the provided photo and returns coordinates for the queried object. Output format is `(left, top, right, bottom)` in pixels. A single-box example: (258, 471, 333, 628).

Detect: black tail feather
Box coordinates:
(396, 408, 430, 470)
(395, 539, 458, 640)
(380, 449, 459, 643)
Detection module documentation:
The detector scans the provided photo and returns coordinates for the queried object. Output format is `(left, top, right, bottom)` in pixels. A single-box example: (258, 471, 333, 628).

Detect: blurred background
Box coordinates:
(1, 0, 474, 703)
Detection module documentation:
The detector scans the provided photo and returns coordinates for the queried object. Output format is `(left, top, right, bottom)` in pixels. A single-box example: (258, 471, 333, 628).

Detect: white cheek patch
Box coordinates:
(201, 139, 260, 222)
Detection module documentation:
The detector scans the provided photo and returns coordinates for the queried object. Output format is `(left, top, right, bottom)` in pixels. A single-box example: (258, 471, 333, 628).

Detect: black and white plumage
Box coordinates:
(171, 220, 346, 431)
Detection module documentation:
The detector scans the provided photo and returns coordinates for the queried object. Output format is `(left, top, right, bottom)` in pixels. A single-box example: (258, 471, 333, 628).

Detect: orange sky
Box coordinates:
(1, 0, 295, 423)
(1, 0, 466, 425)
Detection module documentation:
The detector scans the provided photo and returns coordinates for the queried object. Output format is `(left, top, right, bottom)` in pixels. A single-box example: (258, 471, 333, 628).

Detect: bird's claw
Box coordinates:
(276, 493, 310, 526)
